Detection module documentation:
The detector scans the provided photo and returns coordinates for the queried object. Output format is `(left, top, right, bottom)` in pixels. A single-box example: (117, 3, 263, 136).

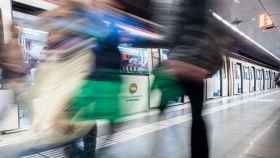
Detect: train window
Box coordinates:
(151, 49, 160, 68)
(266, 71, 270, 80)
(243, 66, 246, 80)
(222, 69, 226, 79)
(243, 67, 246, 80)
(222, 62, 227, 79)
(257, 70, 261, 80)
(243, 66, 246, 79)
(246, 67, 250, 80)
(248, 69, 251, 80)
(234, 64, 240, 79)
(250, 67, 255, 80)
(119, 47, 149, 74)
(160, 49, 169, 62)
(234, 65, 238, 79)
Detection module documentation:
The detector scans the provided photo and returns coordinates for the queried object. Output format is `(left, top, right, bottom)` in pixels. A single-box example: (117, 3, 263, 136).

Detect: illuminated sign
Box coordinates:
(259, 13, 274, 29)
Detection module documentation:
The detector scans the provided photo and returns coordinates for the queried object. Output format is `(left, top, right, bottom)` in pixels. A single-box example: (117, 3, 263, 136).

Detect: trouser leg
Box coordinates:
(83, 125, 97, 158)
(64, 142, 83, 158)
(184, 80, 209, 158)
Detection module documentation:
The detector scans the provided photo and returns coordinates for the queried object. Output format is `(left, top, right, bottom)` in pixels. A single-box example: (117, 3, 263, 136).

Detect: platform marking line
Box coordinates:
(205, 90, 270, 104)
(239, 115, 279, 158)
(23, 148, 64, 158)
(96, 90, 280, 149)
(99, 89, 278, 126)
(23, 90, 280, 158)
(255, 99, 275, 102)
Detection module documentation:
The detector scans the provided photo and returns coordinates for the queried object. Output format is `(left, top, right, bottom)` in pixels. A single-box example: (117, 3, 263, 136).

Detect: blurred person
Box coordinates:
(35, 0, 163, 157)
(36, 28, 98, 158)
(151, 0, 227, 158)
(0, 24, 27, 88)
(28, 27, 97, 157)
(37, 0, 140, 157)
(0, 23, 28, 121)
(59, 1, 160, 157)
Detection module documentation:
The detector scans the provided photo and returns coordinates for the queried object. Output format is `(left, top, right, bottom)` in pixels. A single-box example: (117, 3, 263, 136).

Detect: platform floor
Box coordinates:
(2, 89, 280, 158)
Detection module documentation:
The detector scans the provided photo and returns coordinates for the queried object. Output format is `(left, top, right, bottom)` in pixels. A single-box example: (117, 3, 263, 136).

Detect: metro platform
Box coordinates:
(1, 89, 280, 158)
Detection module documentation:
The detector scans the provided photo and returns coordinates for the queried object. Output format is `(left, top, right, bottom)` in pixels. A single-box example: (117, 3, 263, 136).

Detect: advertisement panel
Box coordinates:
(119, 47, 149, 74)
(120, 75, 149, 115)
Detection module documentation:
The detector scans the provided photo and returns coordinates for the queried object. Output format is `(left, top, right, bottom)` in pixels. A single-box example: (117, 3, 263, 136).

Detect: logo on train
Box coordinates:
(129, 83, 138, 94)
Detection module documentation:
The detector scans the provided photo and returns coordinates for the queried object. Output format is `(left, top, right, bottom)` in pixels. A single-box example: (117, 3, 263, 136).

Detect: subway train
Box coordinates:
(205, 54, 279, 100)
(119, 48, 280, 110)
(0, 49, 279, 158)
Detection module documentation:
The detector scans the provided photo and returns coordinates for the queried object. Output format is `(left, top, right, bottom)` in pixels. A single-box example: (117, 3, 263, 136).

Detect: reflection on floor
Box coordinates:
(13, 89, 280, 158)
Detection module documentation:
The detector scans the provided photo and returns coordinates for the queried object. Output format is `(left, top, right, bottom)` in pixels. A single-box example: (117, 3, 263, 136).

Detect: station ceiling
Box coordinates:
(11, 0, 280, 67)
(228, 0, 280, 59)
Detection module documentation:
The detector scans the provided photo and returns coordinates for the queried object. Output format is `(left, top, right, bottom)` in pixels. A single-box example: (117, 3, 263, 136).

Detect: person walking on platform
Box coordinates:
(151, 0, 227, 157)
(39, 0, 152, 157)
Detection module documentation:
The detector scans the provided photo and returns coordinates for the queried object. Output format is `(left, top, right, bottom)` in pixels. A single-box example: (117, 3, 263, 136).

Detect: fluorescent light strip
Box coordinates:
(13, 0, 58, 10)
(212, 12, 280, 63)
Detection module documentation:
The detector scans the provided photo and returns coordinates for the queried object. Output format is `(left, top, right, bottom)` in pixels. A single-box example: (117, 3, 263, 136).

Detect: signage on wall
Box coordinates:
(119, 47, 149, 74)
(259, 13, 274, 29)
(120, 75, 149, 115)
(129, 83, 138, 94)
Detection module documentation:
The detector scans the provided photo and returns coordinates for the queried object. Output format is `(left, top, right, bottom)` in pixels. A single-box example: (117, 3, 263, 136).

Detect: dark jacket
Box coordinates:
(152, 0, 227, 76)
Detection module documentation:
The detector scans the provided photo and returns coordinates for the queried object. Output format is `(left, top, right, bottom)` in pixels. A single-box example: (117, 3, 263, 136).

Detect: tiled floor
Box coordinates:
(1, 89, 280, 158)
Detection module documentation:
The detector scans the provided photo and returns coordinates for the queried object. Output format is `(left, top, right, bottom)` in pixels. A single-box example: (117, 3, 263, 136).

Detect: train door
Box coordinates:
(256, 70, 260, 91)
(206, 70, 222, 99)
(234, 63, 242, 95)
(273, 72, 276, 88)
(269, 71, 273, 88)
(213, 70, 222, 97)
(243, 66, 250, 94)
(258, 70, 263, 90)
(249, 67, 256, 92)
(266, 71, 271, 89)
(261, 69, 265, 90)
(269, 71, 272, 88)
(263, 70, 266, 90)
